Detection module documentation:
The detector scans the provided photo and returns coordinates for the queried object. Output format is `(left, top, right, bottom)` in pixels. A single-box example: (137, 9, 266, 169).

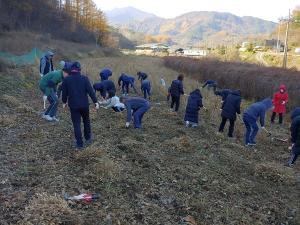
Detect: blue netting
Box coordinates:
(0, 48, 45, 66)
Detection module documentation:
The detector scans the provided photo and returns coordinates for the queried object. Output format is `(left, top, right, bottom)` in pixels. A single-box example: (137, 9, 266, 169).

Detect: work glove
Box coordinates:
(282, 101, 286, 105)
(95, 103, 100, 110)
(288, 143, 294, 150)
(40, 73, 43, 77)
(43, 95, 47, 109)
(125, 122, 130, 128)
(261, 126, 265, 130)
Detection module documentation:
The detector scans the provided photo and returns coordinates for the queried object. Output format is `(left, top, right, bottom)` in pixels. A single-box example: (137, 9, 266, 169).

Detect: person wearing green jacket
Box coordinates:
(39, 64, 70, 121)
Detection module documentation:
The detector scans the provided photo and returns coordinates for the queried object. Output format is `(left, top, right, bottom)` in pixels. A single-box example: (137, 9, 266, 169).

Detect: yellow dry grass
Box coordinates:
(20, 193, 82, 225)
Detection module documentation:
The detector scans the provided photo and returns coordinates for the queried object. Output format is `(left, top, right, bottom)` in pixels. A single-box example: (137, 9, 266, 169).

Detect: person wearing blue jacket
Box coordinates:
(218, 90, 241, 137)
(286, 107, 300, 167)
(184, 89, 203, 127)
(137, 71, 148, 82)
(120, 97, 150, 129)
(93, 80, 116, 99)
(118, 73, 137, 95)
(100, 68, 112, 81)
(62, 62, 99, 149)
(141, 77, 151, 100)
(242, 98, 273, 146)
(215, 89, 233, 102)
(202, 80, 217, 91)
(169, 74, 184, 112)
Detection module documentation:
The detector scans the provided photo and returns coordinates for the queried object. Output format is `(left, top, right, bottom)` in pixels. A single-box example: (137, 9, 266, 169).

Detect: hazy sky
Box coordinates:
(94, 0, 299, 22)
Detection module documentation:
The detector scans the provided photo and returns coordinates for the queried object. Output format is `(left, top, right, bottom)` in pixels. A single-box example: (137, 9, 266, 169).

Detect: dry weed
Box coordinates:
(0, 114, 17, 127)
(0, 94, 20, 108)
(165, 135, 195, 152)
(19, 192, 82, 225)
(254, 162, 296, 185)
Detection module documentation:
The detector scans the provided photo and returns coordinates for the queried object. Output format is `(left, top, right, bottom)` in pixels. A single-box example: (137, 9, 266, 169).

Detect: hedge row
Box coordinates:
(164, 56, 300, 111)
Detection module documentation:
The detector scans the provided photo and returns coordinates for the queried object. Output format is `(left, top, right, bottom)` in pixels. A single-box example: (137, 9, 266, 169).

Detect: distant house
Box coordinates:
(183, 49, 207, 57)
(239, 42, 250, 52)
(135, 43, 169, 56)
(264, 39, 277, 48)
(253, 46, 265, 52)
(264, 39, 284, 51)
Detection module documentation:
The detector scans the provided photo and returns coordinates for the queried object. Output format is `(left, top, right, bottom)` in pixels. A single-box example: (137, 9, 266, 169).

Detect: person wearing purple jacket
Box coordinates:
(120, 97, 150, 129)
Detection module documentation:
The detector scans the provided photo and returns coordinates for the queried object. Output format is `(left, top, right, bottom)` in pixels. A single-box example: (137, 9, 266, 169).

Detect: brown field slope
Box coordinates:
(0, 56, 299, 225)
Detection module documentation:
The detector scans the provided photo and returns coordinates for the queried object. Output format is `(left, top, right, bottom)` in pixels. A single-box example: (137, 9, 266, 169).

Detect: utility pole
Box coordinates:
(282, 9, 290, 69)
(276, 19, 281, 53)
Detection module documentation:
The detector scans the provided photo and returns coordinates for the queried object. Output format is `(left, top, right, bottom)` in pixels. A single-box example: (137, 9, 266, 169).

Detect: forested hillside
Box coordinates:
(0, 0, 109, 45)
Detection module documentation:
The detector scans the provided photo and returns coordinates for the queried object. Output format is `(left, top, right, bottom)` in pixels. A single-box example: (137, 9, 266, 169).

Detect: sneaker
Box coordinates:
(185, 121, 190, 127)
(248, 142, 256, 146)
(284, 163, 293, 168)
(74, 142, 84, 150)
(44, 115, 53, 121)
(85, 138, 93, 146)
(75, 146, 84, 151)
(191, 123, 198, 128)
(52, 116, 60, 122)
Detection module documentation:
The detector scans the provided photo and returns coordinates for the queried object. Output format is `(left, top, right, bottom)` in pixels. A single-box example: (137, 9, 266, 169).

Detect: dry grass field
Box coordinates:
(0, 55, 299, 225)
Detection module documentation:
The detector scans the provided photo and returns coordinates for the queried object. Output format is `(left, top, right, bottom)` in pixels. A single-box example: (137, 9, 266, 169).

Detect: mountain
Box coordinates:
(105, 7, 158, 25)
(106, 8, 277, 46)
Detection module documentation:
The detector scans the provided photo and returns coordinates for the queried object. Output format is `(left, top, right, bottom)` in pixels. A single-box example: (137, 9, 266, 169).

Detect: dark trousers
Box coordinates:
(219, 116, 235, 137)
(170, 95, 180, 112)
(70, 107, 91, 147)
(243, 114, 259, 144)
(288, 146, 300, 165)
(142, 88, 151, 99)
(271, 112, 283, 124)
(133, 105, 150, 128)
(45, 92, 58, 117)
(122, 84, 129, 94)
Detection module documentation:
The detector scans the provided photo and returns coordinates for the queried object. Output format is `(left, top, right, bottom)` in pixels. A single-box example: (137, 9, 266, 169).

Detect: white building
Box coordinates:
(295, 48, 300, 54)
(183, 49, 207, 57)
(135, 43, 169, 56)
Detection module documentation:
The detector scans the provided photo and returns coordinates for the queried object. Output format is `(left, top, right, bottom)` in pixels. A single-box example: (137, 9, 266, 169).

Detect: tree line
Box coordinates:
(0, 0, 109, 45)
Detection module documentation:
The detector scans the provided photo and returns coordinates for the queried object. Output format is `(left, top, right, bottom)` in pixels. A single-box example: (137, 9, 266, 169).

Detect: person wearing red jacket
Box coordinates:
(271, 84, 288, 124)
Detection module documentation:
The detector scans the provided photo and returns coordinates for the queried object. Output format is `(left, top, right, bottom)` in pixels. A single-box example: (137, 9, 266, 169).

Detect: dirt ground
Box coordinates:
(0, 56, 299, 225)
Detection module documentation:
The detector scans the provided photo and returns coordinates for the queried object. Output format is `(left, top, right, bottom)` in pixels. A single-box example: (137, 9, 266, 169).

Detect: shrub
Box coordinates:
(164, 56, 300, 111)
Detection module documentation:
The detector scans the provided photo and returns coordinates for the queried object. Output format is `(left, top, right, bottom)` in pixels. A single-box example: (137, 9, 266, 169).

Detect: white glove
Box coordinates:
(40, 73, 43, 77)
(282, 101, 286, 105)
(62, 104, 66, 109)
(43, 95, 47, 101)
(95, 103, 99, 110)
(288, 143, 295, 150)
(125, 122, 130, 128)
(261, 126, 265, 129)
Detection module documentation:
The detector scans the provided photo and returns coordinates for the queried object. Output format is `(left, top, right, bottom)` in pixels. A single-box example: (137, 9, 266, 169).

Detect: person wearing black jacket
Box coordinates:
(62, 62, 99, 149)
(214, 89, 233, 102)
(169, 74, 184, 112)
(287, 107, 300, 167)
(202, 80, 217, 92)
(218, 90, 242, 137)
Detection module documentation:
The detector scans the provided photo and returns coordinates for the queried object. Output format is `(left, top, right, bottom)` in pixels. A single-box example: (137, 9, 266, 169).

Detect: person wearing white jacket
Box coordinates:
(99, 91, 125, 112)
